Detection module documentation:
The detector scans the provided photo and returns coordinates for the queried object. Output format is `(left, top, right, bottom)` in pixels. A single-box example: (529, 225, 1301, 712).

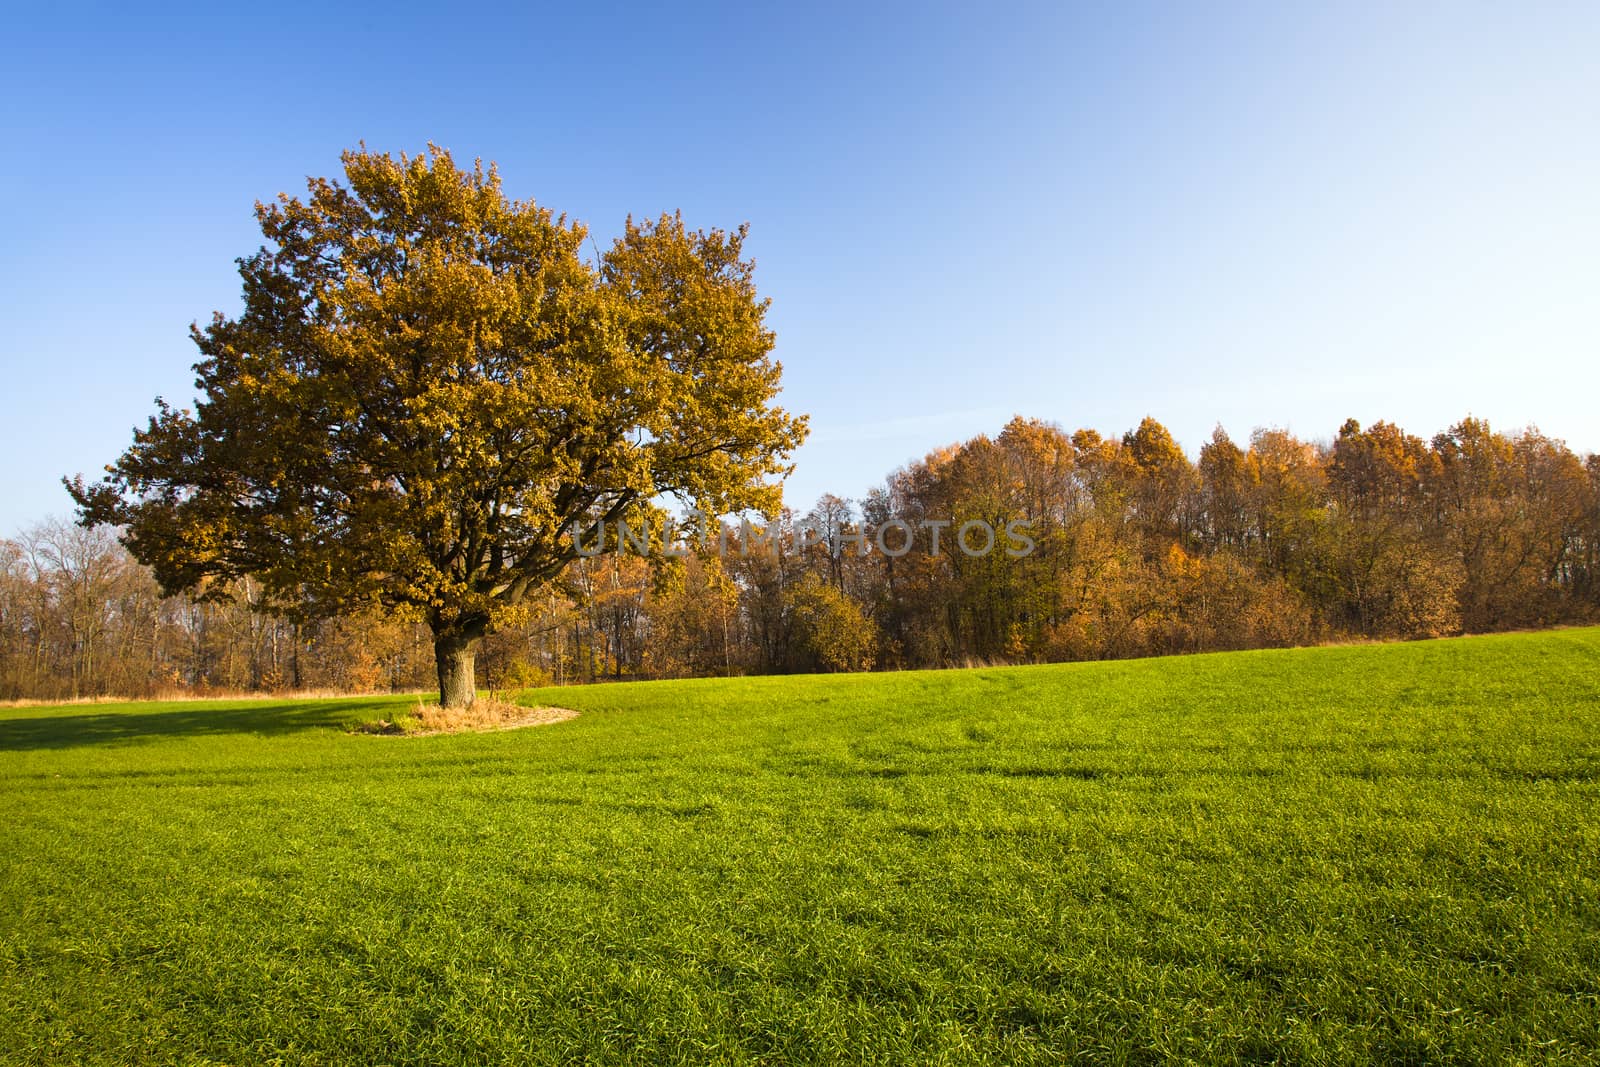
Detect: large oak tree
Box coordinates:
(69, 146, 807, 707)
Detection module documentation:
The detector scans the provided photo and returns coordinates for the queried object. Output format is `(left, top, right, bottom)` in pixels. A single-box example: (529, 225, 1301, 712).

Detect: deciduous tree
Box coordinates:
(69, 146, 806, 707)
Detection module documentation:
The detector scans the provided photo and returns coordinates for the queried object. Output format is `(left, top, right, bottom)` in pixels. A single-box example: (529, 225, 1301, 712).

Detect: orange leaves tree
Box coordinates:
(69, 146, 806, 707)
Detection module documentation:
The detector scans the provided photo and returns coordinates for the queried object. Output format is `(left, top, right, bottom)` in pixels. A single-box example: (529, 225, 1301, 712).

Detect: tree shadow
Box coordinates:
(0, 699, 384, 751)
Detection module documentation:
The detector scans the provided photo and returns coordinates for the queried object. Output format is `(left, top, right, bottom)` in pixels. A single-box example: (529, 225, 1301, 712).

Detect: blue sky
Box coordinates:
(2, 2, 1597, 532)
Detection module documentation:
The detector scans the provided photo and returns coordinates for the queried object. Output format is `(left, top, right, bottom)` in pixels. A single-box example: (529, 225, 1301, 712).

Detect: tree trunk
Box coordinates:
(434, 630, 481, 708)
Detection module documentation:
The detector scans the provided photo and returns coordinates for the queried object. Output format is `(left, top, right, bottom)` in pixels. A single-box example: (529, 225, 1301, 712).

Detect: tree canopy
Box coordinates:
(69, 145, 807, 706)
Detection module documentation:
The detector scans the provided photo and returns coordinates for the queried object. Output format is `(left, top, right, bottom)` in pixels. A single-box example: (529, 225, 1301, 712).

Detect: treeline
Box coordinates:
(4, 415, 1597, 700)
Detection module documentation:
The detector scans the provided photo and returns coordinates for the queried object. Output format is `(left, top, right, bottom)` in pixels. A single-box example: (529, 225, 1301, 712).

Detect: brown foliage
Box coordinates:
(7, 413, 1597, 700)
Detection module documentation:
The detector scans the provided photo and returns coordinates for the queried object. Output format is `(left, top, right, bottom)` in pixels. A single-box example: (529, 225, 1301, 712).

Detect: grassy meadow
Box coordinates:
(3, 629, 1599, 1064)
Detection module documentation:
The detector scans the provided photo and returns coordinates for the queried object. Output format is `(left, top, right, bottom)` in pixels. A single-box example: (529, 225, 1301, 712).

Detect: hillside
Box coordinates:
(3, 629, 1598, 1064)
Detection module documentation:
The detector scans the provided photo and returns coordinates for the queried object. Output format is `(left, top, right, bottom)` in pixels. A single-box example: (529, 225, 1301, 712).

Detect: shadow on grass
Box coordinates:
(0, 699, 383, 751)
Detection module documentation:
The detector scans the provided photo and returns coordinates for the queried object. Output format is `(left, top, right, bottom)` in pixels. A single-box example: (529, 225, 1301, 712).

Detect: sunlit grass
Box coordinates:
(3, 629, 1598, 1064)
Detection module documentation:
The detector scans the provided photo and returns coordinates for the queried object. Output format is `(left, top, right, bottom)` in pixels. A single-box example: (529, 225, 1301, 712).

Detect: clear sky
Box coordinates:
(2, 2, 1596, 533)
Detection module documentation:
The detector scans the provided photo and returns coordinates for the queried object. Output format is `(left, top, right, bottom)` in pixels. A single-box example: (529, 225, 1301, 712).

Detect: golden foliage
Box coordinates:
(68, 144, 807, 706)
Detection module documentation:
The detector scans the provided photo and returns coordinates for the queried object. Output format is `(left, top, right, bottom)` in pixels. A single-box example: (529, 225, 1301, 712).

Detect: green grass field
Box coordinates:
(3, 630, 1599, 1065)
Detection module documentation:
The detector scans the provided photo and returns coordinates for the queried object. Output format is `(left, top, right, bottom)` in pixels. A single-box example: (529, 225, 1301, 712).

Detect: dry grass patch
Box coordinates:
(357, 699, 577, 736)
